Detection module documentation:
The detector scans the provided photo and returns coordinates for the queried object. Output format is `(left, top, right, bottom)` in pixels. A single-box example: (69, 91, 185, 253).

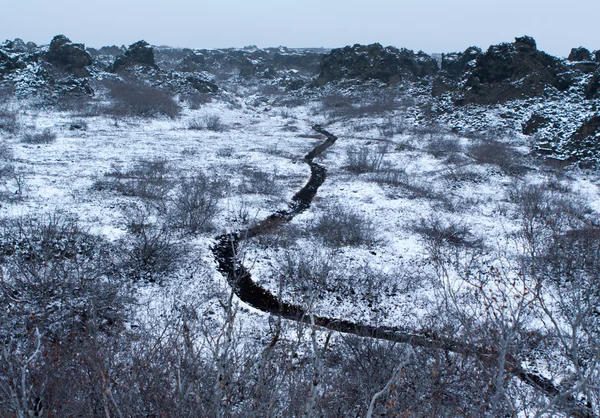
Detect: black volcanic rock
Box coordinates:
(458, 36, 573, 104)
(111, 40, 156, 72)
(522, 114, 551, 135)
(440, 46, 481, 78)
(46, 35, 93, 77)
(317, 43, 438, 85)
(178, 52, 206, 72)
(568, 47, 593, 62)
(563, 115, 600, 163)
(0, 48, 25, 79)
(585, 72, 600, 99)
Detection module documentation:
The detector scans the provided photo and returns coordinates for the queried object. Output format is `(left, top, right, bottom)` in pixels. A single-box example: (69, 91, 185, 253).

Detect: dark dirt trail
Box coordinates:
(211, 124, 591, 417)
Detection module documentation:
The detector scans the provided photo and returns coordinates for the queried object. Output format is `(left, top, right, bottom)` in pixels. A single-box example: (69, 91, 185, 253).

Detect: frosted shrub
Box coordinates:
(21, 128, 57, 144)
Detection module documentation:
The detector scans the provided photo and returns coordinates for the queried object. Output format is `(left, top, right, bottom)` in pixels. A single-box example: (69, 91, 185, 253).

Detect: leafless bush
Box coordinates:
(414, 216, 481, 248)
(118, 209, 182, 283)
(313, 203, 376, 247)
(188, 114, 227, 131)
(378, 116, 406, 137)
(278, 247, 338, 295)
(0, 109, 19, 133)
(21, 128, 57, 144)
(345, 144, 389, 174)
(102, 158, 172, 200)
(169, 171, 221, 233)
(425, 134, 463, 159)
(321, 92, 355, 110)
(105, 80, 180, 118)
(239, 168, 280, 196)
(469, 139, 524, 174)
(184, 92, 212, 109)
(55, 94, 98, 115)
(369, 167, 408, 187)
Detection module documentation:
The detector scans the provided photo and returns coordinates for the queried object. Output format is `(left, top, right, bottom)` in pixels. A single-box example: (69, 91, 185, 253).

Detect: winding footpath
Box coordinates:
(211, 125, 591, 417)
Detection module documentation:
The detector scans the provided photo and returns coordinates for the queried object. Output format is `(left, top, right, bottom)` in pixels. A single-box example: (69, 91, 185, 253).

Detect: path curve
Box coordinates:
(211, 125, 591, 417)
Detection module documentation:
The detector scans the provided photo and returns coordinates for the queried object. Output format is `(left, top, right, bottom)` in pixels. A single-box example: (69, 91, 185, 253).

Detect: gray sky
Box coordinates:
(2, 0, 599, 57)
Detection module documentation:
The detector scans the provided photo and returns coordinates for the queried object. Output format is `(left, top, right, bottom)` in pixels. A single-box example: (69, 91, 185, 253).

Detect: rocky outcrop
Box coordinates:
(584, 72, 600, 99)
(568, 47, 593, 62)
(522, 114, 551, 135)
(457, 36, 573, 104)
(177, 52, 205, 72)
(560, 115, 600, 165)
(0, 48, 25, 79)
(46, 35, 93, 77)
(317, 43, 438, 85)
(111, 41, 157, 72)
(440, 46, 481, 78)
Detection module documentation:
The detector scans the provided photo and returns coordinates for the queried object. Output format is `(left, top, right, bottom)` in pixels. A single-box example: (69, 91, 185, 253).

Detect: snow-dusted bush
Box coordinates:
(183, 92, 212, 109)
(0, 109, 19, 134)
(188, 114, 227, 131)
(378, 116, 406, 137)
(21, 128, 56, 144)
(425, 134, 463, 159)
(345, 144, 388, 173)
(106, 80, 180, 118)
(95, 158, 173, 201)
(413, 216, 481, 249)
(118, 209, 182, 283)
(468, 139, 523, 173)
(239, 168, 280, 196)
(313, 203, 376, 247)
(169, 171, 221, 234)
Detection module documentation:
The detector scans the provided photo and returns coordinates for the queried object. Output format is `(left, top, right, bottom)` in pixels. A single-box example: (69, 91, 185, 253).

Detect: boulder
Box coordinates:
(46, 35, 93, 77)
(568, 47, 593, 62)
(111, 40, 156, 72)
(317, 43, 438, 85)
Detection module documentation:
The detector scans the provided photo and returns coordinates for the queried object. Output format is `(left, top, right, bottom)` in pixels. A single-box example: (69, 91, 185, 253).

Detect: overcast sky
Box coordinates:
(1, 0, 599, 57)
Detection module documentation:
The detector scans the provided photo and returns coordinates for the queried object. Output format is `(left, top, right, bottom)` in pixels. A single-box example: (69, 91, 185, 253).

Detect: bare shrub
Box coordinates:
(414, 216, 481, 248)
(321, 92, 355, 110)
(369, 167, 408, 187)
(239, 168, 280, 196)
(345, 144, 388, 174)
(105, 80, 180, 118)
(278, 247, 338, 295)
(21, 128, 57, 144)
(95, 158, 172, 201)
(118, 209, 182, 283)
(184, 92, 212, 109)
(425, 134, 463, 160)
(0, 109, 19, 133)
(469, 139, 524, 174)
(313, 203, 376, 247)
(379, 116, 406, 137)
(188, 114, 227, 131)
(169, 171, 221, 233)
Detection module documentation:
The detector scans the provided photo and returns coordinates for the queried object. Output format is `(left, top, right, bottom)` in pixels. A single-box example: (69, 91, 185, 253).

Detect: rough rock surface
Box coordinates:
(46, 35, 93, 77)
(563, 115, 600, 163)
(456, 36, 572, 104)
(568, 47, 593, 62)
(111, 41, 157, 72)
(317, 43, 438, 85)
(522, 114, 552, 135)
